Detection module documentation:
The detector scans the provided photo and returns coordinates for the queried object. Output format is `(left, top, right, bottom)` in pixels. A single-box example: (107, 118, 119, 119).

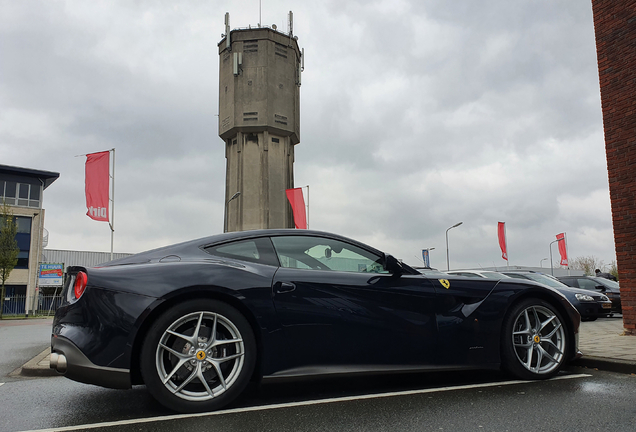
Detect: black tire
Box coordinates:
(501, 298, 568, 380)
(140, 299, 256, 413)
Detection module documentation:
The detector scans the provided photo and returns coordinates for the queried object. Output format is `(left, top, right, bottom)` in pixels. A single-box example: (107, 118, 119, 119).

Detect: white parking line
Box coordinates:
(17, 374, 592, 432)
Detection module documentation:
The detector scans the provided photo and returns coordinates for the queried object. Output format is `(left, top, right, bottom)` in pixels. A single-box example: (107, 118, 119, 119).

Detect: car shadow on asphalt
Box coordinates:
(235, 369, 513, 408)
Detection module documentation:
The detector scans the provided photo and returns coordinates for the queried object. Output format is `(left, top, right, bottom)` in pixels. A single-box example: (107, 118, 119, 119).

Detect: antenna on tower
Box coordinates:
(225, 12, 231, 50)
(288, 11, 293, 37)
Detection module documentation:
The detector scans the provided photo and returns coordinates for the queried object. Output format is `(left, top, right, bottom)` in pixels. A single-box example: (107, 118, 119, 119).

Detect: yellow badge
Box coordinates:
(533, 335, 541, 343)
(439, 279, 451, 289)
(196, 351, 206, 360)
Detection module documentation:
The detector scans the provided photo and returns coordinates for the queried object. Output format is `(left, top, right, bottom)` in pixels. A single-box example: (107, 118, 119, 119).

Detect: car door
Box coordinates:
(428, 275, 501, 366)
(269, 235, 439, 371)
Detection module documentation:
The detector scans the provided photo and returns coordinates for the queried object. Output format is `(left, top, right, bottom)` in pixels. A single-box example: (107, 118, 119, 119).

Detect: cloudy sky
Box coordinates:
(0, 0, 615, 271)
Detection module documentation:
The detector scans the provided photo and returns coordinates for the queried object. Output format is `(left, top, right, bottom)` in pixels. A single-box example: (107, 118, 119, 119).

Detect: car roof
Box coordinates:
(99, 229, 393, 268)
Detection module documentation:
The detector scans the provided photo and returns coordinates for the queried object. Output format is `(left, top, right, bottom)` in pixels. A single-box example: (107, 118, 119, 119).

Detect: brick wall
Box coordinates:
(591, 1, 636, 334)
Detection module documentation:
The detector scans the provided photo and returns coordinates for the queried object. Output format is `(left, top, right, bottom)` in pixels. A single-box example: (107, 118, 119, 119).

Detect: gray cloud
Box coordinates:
(0, 0, 615, 271)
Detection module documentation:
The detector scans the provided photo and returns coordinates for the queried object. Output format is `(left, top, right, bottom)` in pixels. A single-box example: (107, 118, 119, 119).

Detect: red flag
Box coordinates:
(85, 151, 110, 222)
(285, 188, 307, 229)
(556, 233, 568, 266)
(498, 222, 508, 261)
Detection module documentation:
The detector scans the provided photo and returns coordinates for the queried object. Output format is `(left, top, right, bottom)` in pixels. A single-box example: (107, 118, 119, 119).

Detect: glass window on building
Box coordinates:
(1, 181, 17, 204)
(15, 216, 32, 234)
(1, 181, 41, 208)
(18, 183, 29, 199)
(16, 251, 29, 269)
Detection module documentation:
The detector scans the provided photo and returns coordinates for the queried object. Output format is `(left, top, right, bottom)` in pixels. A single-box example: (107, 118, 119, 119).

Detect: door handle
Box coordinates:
(276, 282, 296, 293)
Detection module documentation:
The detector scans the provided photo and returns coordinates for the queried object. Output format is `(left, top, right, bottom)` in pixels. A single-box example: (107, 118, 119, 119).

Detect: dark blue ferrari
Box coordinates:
(51, 229, 581, 413)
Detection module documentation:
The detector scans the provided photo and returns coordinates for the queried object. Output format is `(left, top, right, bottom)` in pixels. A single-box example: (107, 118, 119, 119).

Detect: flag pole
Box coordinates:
(564, 232, 570, 275)
(109, 148, 115, 260)
(305, 185, 309, 229)
(505, 223, 509, 268)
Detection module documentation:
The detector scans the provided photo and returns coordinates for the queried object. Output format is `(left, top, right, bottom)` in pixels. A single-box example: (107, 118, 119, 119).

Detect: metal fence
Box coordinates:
(37, 294, 64, 316)
(2, 294, 27, 316)
(1, 294, 63, 317)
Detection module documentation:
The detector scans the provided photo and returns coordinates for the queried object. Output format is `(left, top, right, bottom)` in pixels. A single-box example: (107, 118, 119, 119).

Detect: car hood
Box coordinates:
(555, 286, 607, 299)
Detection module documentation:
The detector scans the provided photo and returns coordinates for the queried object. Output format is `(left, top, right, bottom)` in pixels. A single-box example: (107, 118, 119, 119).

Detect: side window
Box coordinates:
(204, 237, 279, 266)
(271, 236, 387, 273)
(577, 278, 598, 290)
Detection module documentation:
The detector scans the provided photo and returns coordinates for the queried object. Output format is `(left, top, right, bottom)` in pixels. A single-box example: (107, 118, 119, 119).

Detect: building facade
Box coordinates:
(1, 164, 59, 315)
(218, 14, 303, 231)
(41, 249, 132, 270)
(591, 1, 636, 333)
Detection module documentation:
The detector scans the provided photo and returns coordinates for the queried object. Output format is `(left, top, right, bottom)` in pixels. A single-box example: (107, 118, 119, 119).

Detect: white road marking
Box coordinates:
(17, 374, 592, 432)
(0, 383, 4, 387)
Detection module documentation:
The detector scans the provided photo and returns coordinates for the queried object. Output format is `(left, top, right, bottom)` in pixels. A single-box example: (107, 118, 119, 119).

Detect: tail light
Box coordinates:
(74, 271, 88, 299)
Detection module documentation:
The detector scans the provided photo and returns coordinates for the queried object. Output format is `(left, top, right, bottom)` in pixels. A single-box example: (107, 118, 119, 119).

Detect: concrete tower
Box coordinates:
(218, 12, 303, 232)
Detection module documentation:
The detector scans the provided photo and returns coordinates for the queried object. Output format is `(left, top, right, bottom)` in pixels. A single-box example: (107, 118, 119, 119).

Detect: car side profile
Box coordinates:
(51, 229, 581, 413)
(558, 276, 622, 313)
(501, 271, 612, 321)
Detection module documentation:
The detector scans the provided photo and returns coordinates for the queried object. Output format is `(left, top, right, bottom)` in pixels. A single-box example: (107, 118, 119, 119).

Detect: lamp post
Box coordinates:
(549, 238, 564, 276)
(446, 222, 463, 271)
(540, 258, 548, 268)
(224, 191, 241, 233)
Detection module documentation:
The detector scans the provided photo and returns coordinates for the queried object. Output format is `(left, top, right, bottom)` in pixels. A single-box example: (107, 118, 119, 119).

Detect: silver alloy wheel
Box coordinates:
(155, 311, 245, 402)
(511, 305, 565, 375)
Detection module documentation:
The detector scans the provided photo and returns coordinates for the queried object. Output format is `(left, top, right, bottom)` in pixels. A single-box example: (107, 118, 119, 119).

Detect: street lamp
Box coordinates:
(224, 191, 241, 233)
(540, 258, 548, 268)
(446, 222, 463, 271)
(549, 237, 564, 276)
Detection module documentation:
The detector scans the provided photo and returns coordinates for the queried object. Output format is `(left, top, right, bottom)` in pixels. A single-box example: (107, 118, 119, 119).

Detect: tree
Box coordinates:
(569, 255, 606, 276)
(0, 202, 19, 318)
(609, 260, 619, 281)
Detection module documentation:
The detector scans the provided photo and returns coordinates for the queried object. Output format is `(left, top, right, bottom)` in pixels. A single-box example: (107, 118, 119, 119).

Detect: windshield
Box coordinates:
(524, 273, 569, 288)
(590, 277, 620, 289)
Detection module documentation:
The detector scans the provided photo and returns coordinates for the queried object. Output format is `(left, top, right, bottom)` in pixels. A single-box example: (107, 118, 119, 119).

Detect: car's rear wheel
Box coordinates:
(140, 299, 256, 413)
(501, 298, 567, 380)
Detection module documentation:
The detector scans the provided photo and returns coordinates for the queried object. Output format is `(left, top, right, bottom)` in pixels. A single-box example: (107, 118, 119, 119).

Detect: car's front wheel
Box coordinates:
(140, 299, 256, 413)
(501, 298, 568, 380)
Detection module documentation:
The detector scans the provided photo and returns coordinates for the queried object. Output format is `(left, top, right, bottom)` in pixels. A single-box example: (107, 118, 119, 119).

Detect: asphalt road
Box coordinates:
(2, 319, 636, 432)
(0, 319, 52, 378)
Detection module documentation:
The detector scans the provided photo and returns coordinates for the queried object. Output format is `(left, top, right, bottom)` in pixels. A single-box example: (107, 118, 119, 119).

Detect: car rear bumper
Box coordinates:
(50, 335, 131, 389)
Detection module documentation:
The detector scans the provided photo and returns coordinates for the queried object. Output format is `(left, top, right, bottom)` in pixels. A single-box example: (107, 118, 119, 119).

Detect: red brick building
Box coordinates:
(591, 1, 636, 334)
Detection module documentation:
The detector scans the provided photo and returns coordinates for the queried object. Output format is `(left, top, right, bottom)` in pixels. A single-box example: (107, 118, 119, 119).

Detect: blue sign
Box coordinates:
(422, 249, 430, 267)
(39, 263, 64, 286)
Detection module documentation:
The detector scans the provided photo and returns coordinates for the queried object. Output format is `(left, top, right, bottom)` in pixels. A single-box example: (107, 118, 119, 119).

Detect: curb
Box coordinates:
(19, 347, 59, 377)
(571, 355, 636, 375)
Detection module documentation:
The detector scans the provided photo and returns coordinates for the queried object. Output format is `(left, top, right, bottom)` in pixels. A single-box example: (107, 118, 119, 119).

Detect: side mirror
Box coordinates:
(384, 254, 404, 275)
(595, 285, 606, 291)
